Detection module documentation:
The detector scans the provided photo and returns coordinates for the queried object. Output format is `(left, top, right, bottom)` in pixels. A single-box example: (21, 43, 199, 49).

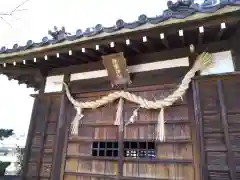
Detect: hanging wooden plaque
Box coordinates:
(102, 52, 131, 86)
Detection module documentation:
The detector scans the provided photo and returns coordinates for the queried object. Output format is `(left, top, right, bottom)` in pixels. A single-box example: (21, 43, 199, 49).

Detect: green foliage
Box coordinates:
(15, 145, 24, 175)
(0, 129, 14, 140)
(0, 128, 14, 175)
(0, 161, 11, 176)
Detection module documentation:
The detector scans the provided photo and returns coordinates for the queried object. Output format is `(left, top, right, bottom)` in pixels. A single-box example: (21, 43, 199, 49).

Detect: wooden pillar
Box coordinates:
(21, 73, 46, 180)
(217, 80, 236, 180)
(231, 26, 240, 71)
(118, 99, 124, 180)
(188, 52, 201, 180)
(192, 80, 207, 180)
(51, 73, 70, 180)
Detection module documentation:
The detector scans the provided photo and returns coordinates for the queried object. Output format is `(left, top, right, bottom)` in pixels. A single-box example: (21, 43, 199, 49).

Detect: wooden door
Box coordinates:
(192, 75, 240, 180)
(63, 84, 195, 180)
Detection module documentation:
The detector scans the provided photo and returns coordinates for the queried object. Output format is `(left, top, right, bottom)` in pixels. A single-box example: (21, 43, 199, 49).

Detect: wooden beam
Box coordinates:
(192, 80, 208, 180)
(49, 40, 230, 76)
(21, 99, 38, 180)
(51, 73, 71, 180)
(188, 84, 200, 180)
(217, 23, 227, 40)
(217, 80, 236, 180)
(50, 48, 190, 76)
(188, 52, 200, 180)
(109, 42, 125, 53)
(198, 26, 204, 45)
(21, 74, 46, 180)
(55, 52, 90, 64)
(140, 36, 152, 52)
(125, 39, 141, 53)
(84, 48, 103, 61)
(118, 98, 124, 179)
(77, 52, 98, 62)
(178, 29, 185, 46)
(37, 56, 62, 70)
(0, 66, 43, 89)
(231, 24, 240, 71)
(35, 97, 51, 179)
(0, 66, 39, 74)
(94, 44, 109, 55)
(103, 43, 118, 54)
(198, 34, 203, 45)
(57, 53, 77, 63)
(69, 68, 188, 94)
(70, 57, 189, 81)
(142, 36, 162, 52)
(160, 33, 169, 48)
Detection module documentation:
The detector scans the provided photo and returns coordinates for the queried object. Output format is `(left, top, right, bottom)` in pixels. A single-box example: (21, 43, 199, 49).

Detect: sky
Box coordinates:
(0, 0, 204, 145)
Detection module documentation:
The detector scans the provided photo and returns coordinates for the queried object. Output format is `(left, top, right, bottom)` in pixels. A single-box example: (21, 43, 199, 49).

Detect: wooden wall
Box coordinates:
(193, 74, 240, 180)
(63, 83, 195, 180)
(21, 42, 240, 180)
(24, 95, 61, 180)
(22, 73, 240, 180)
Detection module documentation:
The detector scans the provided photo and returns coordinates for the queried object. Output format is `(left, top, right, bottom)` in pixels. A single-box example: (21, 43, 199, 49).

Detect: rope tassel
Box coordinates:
(71, 107, 84, 135)
(125, 107, 140, 126)
(114, 98, 124, 126)
(156, 108, 165, 142)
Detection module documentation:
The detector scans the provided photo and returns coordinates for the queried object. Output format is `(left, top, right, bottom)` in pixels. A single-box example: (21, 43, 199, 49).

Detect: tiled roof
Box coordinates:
(0, 0, 240, 58)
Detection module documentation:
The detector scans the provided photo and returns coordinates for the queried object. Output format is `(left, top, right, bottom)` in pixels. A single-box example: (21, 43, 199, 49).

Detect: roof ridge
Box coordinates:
(0, 0, 240, 57)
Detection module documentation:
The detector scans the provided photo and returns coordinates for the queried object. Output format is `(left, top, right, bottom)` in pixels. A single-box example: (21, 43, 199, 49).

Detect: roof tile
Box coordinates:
(0, 0, 240, 55)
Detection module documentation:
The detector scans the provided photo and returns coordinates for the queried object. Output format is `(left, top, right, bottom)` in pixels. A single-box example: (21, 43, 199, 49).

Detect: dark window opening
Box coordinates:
(124, 141, 155, 159)
(92, 141, 119, 157)
(92, 141, 156, 159)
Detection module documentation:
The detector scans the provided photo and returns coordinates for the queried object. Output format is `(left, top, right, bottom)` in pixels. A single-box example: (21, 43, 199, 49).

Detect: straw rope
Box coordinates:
(58, 52, 212, 140)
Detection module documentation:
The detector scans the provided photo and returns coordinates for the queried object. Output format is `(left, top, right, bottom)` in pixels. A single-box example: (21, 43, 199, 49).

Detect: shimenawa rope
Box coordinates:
(57, 52, 212, 141)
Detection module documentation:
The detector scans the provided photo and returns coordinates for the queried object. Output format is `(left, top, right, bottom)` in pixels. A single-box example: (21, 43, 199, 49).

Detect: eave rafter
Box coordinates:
(0, 0, 240, 90)
(0, 66, 41, 90)
(0, 1, 239, 63)
(0, 66, 38, 74)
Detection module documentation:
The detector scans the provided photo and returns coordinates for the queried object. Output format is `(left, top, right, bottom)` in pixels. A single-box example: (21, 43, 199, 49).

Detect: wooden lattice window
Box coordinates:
(124, 141, 156, 159)
(92, 141, 119, 157)
(92, 141, 156, 159)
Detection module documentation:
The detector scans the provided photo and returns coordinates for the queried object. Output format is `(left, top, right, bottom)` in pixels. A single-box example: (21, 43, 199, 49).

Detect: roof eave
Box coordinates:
(0, 5, 240, 63)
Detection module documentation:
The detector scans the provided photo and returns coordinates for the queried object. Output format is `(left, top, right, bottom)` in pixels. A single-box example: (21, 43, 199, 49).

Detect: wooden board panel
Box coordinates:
(40, 163, 52, 177)
(123, 163, 194, 179)
(65, 159, 118, 175)
(94, 127, 118, 140)
(67, 142, 92, 156)
(157, 143, 193, 159)
(194, 75, 240, 180)
(63, 83, 195, 180)
(24, 95, 61, 180)
(64, 176, 115, 180)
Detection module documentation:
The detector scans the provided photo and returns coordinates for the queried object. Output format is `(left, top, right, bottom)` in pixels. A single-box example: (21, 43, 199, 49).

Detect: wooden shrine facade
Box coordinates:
(0, 1, 240, 180)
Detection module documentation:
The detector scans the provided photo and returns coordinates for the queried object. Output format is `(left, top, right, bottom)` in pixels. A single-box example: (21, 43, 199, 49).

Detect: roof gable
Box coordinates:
(0, 0, 240, 59)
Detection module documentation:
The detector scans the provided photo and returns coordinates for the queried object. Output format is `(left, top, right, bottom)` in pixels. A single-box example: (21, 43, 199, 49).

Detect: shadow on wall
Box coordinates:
(0, 176, 20, 180)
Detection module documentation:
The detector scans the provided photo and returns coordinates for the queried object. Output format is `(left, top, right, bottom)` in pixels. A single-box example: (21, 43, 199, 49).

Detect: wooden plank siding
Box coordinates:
(24, 72, 240, 180)
(63, 83, 195, 180)
(193, 74, 240, 180)
(25, 95, 61, 180)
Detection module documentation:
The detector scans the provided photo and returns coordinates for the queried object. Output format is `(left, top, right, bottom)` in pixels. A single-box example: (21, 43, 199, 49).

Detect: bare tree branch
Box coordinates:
(10, 0, 31, 15)
(0, 9, 28, 16)
(0, 0, 31, 27)
(0, 17, 12, 28)
(0, 13, 10, 16)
